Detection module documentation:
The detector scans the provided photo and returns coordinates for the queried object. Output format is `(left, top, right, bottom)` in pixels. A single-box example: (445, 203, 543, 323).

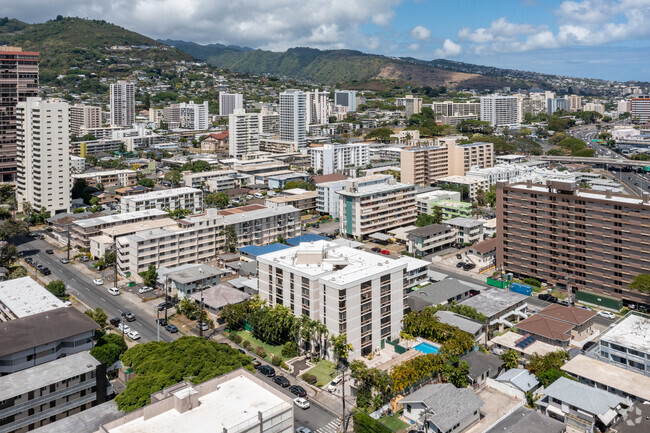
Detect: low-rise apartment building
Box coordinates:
(445, 217, 487, 244)
(0, 308, 97, 376)
(70, 209, 168, 248)
(515, 304, 596, 349)
(0, 278, 66, 322)
(258, 240, 408, 358)
(596, 312, 650, 377)
(310, 142, 370, 175)
(182, 170, 238, 188)
(316, 180, 346, 217)
(338, 176, 417, 239)
(406, 224, 457, 257)
(265, 191, 317, 212)
(89, 217, 179, 259)
(72, 170, 137, 188)
(0, 352, 108, 433)
(436, 175, 490, 201)
(220, 205, 301, 249)
(120, 187, 203, 214)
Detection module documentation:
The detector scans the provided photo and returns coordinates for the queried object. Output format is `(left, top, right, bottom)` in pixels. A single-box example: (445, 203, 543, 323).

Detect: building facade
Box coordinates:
(279, 90, 306, 148)
(480, 95, 519, 127)
(72, 170, 137, 188)
(631, 96, 650, 123)
(119, 187, 203, 214)
(306, 89, 330, 127)
(0, 46, 38, 182)
(310, 143, 370, 175)
(109, 81, 135, 127)
(16, 98, 71, 215)
(70, 209, 168, 248)
(334, 90, 357, 112)
(218, 92, 243, 117)
(229, 109, 260, 157)
(497, 180, 650, 306)
(69, 104, 101, 137)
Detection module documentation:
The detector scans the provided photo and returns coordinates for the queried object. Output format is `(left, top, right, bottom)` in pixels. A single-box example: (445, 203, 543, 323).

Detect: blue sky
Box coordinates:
(6, 0, 650, 81)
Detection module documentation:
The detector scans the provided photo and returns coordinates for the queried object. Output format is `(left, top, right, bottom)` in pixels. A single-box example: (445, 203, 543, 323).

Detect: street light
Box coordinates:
(564, 274, 573, 304)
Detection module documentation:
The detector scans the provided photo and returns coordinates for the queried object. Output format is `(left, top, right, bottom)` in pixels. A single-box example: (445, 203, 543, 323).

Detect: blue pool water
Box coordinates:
(414, 342, 439, 354)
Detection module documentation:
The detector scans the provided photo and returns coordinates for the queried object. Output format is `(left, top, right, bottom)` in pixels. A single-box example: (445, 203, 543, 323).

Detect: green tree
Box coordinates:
(165, 208, 192, 219)
(283, 180, 316, 191)
(415, 213, 439, 227)
(0, 218, 28, 240)
(45, 280, 66, 298)
(139, 264, 158, 287)
(118, 142, 127, 154)
(0, 244, 18, 267)
(221, 302, 248, 331)
(630, 273, 650, 293)
(137, 178, 155, 188)
(191, 160, 211, 172)
(84, 307, 108, 327)
(365, 127, 394, 143)
(501, 350, 520, 370)
(206, 191, 229, 209)
(89, 196, 100, 207)
(116, 337, 252, 412)
(8, 266, 28, 279)
(331, 334, 353, 364)
(163, 169, 182, 186)
(224, 225, 237, 253)
(90, 333, 127, 367)
(104, 250, 116, 265)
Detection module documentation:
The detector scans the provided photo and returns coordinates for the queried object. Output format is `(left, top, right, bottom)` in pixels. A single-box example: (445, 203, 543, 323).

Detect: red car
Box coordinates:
(380, 250, 390, 255)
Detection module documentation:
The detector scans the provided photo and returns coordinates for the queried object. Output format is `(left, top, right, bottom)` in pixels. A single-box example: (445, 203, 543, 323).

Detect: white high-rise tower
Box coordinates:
(279, 89, 306, 147)
(110, 80, 135, 127)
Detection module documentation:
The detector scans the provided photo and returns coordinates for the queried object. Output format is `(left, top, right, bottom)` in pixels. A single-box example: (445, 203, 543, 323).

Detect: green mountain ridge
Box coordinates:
(0, 17, 192, 82)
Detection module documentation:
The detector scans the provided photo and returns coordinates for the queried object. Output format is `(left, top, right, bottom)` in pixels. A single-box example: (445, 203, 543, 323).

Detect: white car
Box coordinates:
(296, 428, 312, 433)
(127, 330, 140, 340)
(118, 323, 131, 333)
(293, 398, 310, 410)
(93, 278, 104, 285)
(327, 376, 342, 393)
(138, 286, 154, 294)
(597, 311, 616, 320)
(108, 287, 120, 296)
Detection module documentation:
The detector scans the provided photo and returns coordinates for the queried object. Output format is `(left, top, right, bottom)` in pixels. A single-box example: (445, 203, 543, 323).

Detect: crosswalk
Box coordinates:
(315, 419, 341, 433)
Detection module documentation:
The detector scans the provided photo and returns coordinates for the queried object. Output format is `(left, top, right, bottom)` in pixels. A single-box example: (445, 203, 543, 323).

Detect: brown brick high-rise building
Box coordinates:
(0, 47, 39, 182)
(497, 179, 650, 308)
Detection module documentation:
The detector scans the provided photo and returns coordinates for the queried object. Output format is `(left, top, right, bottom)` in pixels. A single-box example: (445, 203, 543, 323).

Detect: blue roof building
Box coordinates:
(286, 234, 329, 246)
(239, 243, 292, 259)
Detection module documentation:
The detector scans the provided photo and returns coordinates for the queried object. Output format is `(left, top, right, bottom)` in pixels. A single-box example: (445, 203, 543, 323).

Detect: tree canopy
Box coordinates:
(205, 191, 229, 209)
(630, 273, 650, 293)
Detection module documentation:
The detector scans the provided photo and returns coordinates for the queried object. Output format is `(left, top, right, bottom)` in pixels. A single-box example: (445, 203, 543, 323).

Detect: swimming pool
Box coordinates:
(414, 342, 439, 354)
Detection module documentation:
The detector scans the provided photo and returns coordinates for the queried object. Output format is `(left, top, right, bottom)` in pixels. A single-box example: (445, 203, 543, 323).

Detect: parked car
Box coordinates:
(293, 398, 310, 410)
(79, 255, 89, 262)
(109, 317, 121, 327)
(456, 262, 464, 268)
(139, 286, 154, 294)
(371, 247, 381, 253)
(127, 330, 140, 340)
(118, 323, 131, 333)
(296, 427, 312, 433)
(36, 264, 44, 270)
(597, 311, 616, 320)
(557, 300, 572, 307)
(238, 349, 246, 354)
(196, 322, 209, 331)
(108, 287, 120, 296)
(122, 312, 136, 322)
(165, 324, 178, 333)
(45, 249, 54, 254)
(273, 375, 290, 388)
(40, 268, 51, 275)
(327, 376, 342, 392)
(93, 278, 104, 285)
(289, 385, 307, 397)
(158, 301, 174, 311)
(577, 305, 593, 311)
(28, 232, 40, 238)
(257, 365, 276, 377)
(60, 258, 69, 264)
(156, 318, 168, 326)
(251, 359, 262, 368)
(25, 257, 34, 265)
(538, 293, 558, 303)
(380, 250, 390, 255)
(456, 253, 462, 259)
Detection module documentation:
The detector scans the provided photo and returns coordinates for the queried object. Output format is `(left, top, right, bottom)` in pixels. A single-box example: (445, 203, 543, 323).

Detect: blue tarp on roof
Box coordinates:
(238, 243, 291, 258)
(286, 234, 329, 246)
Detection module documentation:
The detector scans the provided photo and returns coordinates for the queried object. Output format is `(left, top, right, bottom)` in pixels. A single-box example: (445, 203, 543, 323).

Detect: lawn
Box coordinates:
(231, 330, 284, 360)
(377, 411, 408, 432)
(305, 359, 337, 387)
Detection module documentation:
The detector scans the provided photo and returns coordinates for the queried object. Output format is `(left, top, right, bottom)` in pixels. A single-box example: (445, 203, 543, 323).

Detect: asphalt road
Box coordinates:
(15, 234, 175, 344)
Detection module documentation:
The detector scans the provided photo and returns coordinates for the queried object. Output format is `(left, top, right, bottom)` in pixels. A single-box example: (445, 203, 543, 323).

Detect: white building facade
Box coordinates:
(109, 80, 135, 127)
(311, 143, 370, 175)
(229, 109, 260, 157)
(480, 95, 519, 127)
(280, 90, 306, 148)
(120, 187, 203, 213)
(219, 92, 244, 116)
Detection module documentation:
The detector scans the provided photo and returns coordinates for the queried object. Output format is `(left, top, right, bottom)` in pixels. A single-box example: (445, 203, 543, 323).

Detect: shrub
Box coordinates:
(271, 355, 283, 366)
(301, 373, 317, 384)
(228, 333, 236, 341)
(233, 334, 243, 344)
(281, 361, 290, 370)
(242, 340, 252, 349)
(281, 341, 299, 358)
(255, 346, 267, 358)
(522, 278, 541, 287)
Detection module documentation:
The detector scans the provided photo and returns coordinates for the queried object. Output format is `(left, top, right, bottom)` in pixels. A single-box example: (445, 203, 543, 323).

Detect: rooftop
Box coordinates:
(437, 175, 486, 185)
(121, 187, 202, 202)
(312, 173, 347, 184)
(484, 406, 564, 433)
(460, 351, 504, 380)
(160, 264, 227, 285)
(407, 278, 483, 311)
(0, 307, 98, 358)
(33, 401, 123, 433)
(542, 377, 627, 416)
(445, 217, 486, 228)
(509, 182, 650, 207)
(496, 368, 539, 392)
(190, 284, 251, 310)
(98, 218, 178, 238)
(105, 372, 291, 433)
(0, 277, 65, 318)
(72, 169, 136, 178)
(561, 355, 650, 401)
(538, 303, 596, 326)
(611, 403, 650, 433)
(516, 314, 574, 342)
(435, 311, 484, 336)
(407, 223, 452, 238)
(460, 289, 527, 318)
(265, 191, 317, 204)
(337, 180, 414, 197)
(471, 238, 497, 254)
(0, 351, 99, 400)
(221, 205, 300, 225)
(286, 234, 329, 246)
(489, 331, 559, 357)
(600, 312, 650, 353)
(239, 243, 292, 257)
(73, 209, 168, 228)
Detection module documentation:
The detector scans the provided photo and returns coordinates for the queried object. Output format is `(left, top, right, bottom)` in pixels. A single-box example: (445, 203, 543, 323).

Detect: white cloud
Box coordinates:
(435, 39, 462, 57)
(2, 0, 403, 51)
(408, 43, 420, 51)
(410, 25, 431, 40)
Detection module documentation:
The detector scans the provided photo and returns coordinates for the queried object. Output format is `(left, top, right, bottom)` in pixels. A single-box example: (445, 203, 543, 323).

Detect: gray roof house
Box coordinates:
(435, 311, 484, 342)
(496, 368, 539, 393)
(485, 406, 564, 433)
(400, 383, 484, 433)
(190, 284, 251, 313)
(537, 377, 631, 432)
(460, 351, 505, 390)
(407, 279, 483, 312)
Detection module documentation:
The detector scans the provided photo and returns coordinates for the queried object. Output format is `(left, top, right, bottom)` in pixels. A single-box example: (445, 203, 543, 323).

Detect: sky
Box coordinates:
(4, 0, 650, 81)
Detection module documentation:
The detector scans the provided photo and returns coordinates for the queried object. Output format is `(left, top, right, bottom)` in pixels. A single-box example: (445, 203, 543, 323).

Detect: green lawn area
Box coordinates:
(230, 330, 284, 360)
(377, 411, 408, 432)
(305, 359, 337, 386)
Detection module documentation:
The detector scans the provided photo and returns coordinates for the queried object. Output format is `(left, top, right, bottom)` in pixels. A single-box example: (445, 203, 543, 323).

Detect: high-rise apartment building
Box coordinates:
(429, 101, 480, 117)
(178, 101, 209, 129)
(306, 89, 330, 127)
(497, 180, 650, 307)
(334, 90, 357, 112)
(258, 240, 408, 358)
(480, 95, 519, 127)
(0, 46, 38, 182)
(568, 95, 582, 112)
(310, 142, 370, 175)
(16, 98, 71, 215)
(547, 98, 568, 114)
(279, 90, 306, 148)
(338, 175, 417, 238)
(219, 92, 243, 116)
(109, 80, 135, 127)
(631, 96, 650, 123)
(69, 104, 101, 137)
(400, 95, 423, 118)
(229, 109, 260, 157)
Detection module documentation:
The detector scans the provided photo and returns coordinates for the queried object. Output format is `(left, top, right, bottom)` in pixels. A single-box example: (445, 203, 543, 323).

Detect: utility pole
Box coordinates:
(66, 224, 71, 261)
(165, 276, 169, 322)
(199, 285, 205, 338)
(156, 308, 160, 342)
(120, 315, 126, 354)
(114, 250, 118, 289)
(341, 362, 346, 433)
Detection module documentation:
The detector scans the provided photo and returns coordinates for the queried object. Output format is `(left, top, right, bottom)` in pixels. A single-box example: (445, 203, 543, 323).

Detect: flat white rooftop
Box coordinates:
(73, 209, 168, 228)
(600, 313, 650, 353)
(122, 187, 202, 202)
(72, 169, 136, 178)
(0, 277, 65, 318)
(107, 374, 290, 433)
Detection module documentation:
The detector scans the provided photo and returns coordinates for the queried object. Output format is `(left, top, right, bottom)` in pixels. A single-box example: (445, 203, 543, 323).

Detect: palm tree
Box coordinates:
(314, 321, 329, 358)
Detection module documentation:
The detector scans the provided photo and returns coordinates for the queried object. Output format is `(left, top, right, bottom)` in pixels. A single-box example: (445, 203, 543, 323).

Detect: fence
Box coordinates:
(384, 339, 407, 354)
(486, 278, 509, 289)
